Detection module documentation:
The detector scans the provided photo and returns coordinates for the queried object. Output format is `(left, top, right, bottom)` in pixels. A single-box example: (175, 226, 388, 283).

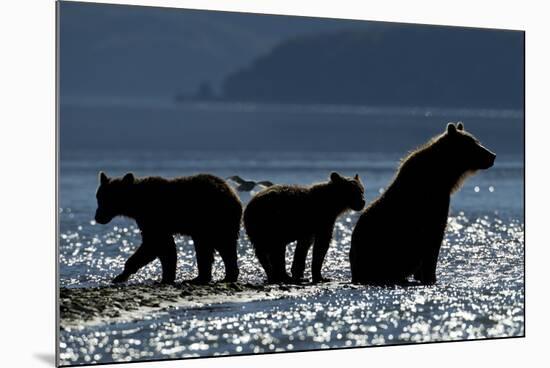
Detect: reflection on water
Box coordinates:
(58, 151, 524, 365)
(59, 212, 524, 365)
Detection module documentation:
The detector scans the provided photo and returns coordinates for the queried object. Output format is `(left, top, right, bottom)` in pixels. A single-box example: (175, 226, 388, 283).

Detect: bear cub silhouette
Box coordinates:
(350, 122, 496, 285)
(94, 172, 242, 284)
(244, 172, 366, 283)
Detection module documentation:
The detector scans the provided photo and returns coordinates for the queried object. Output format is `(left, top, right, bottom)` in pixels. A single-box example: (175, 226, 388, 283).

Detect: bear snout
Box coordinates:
(481, 152, 496, 169)
(352, 198, 366, 211)
(94, 210, 111, 225)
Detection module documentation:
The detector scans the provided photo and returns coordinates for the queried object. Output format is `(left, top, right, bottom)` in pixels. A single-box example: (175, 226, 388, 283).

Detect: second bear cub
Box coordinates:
(244, 172, 366, 283)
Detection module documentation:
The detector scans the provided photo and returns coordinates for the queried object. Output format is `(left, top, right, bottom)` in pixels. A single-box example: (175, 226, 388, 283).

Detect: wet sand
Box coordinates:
(59, 281, 342, 327)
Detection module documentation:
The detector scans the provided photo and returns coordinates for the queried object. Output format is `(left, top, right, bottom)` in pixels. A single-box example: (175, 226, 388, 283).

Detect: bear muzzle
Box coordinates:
(480, 151, 496, 170)
(94, 210, 113, 225)
(352, 198, 367, 211)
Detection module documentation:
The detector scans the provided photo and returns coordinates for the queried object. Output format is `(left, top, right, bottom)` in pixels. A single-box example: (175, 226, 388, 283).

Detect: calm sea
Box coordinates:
(58, 101, 524, 364)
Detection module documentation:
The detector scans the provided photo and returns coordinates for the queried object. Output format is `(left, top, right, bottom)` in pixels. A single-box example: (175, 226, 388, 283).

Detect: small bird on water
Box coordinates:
(226, 175, 274, 192)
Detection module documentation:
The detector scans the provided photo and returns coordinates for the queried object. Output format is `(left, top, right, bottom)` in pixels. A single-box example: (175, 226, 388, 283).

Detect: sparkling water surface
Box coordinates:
(58, 150, 524, 365)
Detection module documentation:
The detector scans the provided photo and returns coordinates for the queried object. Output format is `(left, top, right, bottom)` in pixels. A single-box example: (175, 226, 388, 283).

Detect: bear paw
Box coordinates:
(160, 278, 176, 286)
(111, 272, 130, 284)
(188, 276, 212, 285)
(419, 278, 436, 286)
(312, 276, 331, 284)
(290, 276, 309, 284)
(221, 276, 238, 283)
(267, 274, 293, 284)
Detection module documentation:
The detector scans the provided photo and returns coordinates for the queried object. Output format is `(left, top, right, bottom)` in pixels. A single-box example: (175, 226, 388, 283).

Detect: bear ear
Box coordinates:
(447, 122, 457, 135)
(330, 172, 343, 182)
(457, 121, 464, 131)
(99, 171, 109, 185)
(354, 173, 360, 182)
(122, 172, 135, 184)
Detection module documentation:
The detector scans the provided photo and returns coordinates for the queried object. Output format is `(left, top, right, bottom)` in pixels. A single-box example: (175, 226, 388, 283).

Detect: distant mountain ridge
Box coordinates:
(222, 26, 524, 109)
(60, 3, 523, 109)
(59, 2, 370, 99)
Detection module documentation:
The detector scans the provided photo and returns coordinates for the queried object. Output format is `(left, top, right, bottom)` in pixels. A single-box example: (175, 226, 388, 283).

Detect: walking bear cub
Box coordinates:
(244, 172, 366, 284)
(94, 172, 242, 284)
(350, 122, 496, 285)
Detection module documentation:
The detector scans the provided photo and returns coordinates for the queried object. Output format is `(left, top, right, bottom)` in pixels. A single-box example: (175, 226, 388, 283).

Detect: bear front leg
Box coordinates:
(311, 228, 333, 283)
(157, 235, 177, 284)
(414, 214, 447, 285)
(414, 245, 441, 285)
(291, 238, 312, 282)
(113, 236, 157, 284)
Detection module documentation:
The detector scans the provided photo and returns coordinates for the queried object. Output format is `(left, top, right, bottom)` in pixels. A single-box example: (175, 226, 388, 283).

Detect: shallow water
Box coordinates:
(59, 212, 524, 365)
(58, 150, 524, 365)
(60, 168, 524, 364)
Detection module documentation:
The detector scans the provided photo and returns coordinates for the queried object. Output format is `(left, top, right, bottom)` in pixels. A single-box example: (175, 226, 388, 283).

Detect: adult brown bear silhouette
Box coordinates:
(350, 122, 496, 285)
(244, 172, 366, 284)
(94, 173, 242, 284)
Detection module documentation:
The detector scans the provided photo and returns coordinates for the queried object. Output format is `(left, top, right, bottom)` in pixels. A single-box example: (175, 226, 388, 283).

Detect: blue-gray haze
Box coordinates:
(59, 2, 523, 155)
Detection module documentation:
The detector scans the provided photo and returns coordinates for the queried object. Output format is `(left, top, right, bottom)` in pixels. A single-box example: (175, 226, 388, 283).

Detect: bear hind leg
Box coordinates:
(269, 245, 292, 284)
(157, 235, 177, 284)
(311, 229, 333, 283)
(254, 246, 273, 282)
(291, 238, 312, 282)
